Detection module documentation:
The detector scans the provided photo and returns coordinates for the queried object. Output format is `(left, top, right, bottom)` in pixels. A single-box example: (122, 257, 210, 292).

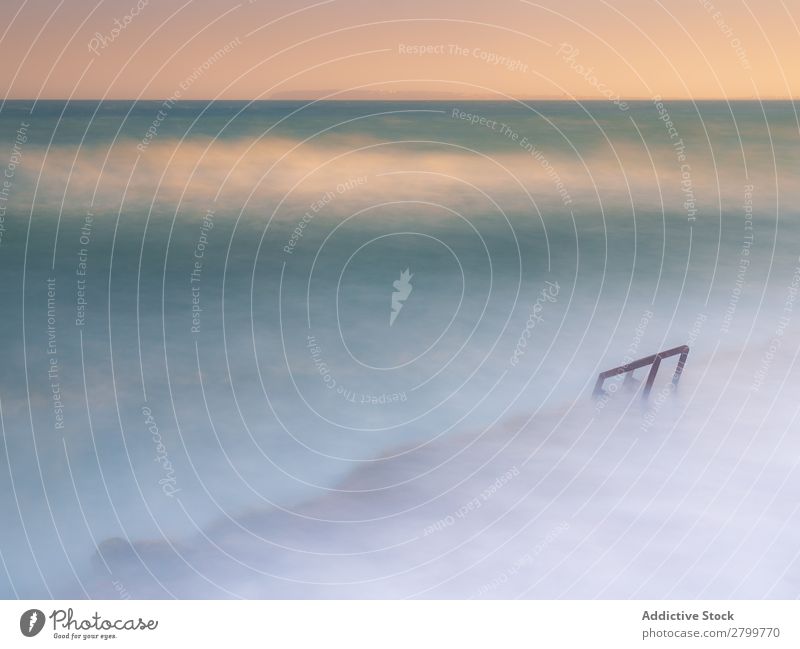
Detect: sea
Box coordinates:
(0, 99, 799, 598)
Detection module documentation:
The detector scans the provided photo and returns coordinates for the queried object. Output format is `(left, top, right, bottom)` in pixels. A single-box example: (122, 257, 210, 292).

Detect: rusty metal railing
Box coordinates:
(593, 345, 689, 400)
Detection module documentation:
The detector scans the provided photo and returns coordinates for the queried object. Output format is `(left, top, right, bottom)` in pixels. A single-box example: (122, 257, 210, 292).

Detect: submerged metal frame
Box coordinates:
(593, 345, 689, 400)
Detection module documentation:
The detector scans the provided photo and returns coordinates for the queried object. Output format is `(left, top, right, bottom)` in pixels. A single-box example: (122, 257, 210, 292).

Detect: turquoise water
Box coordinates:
(1, 100, 799, 597)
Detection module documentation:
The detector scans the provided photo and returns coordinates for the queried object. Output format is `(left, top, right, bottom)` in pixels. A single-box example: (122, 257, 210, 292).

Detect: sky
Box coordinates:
(0, 0, 797, 101)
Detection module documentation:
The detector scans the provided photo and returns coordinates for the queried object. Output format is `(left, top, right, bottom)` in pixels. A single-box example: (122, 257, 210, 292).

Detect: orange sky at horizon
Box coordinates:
(0, 0, 797, 101)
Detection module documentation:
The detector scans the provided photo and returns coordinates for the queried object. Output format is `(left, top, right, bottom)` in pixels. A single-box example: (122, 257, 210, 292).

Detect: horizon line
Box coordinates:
(2, 97, 798, 102)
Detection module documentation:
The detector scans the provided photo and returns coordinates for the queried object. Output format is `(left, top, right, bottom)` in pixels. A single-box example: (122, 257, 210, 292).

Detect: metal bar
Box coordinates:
(593, 345, 689, 400)
(672, 348, 689, 385)
(596, 345, 688, 380)
(642, 357, 661, 398)
(597, 353, 658, 380)
(592, 375, 606, 397)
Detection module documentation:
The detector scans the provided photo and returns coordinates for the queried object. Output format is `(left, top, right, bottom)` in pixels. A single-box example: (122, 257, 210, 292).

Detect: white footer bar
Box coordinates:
(1, 600, 796, 648)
